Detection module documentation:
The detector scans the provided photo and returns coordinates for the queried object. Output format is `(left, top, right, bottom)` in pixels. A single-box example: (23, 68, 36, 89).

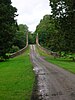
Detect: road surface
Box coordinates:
(30, 45, 75, 100)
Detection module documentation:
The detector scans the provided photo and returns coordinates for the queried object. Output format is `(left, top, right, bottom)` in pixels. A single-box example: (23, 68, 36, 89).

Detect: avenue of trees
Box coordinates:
(0, 0, 75, 60)
(36, 0, 75, 57)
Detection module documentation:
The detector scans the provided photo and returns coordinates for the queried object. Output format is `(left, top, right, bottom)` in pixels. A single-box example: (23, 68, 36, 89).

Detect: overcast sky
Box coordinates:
(11, 0, 51, 32)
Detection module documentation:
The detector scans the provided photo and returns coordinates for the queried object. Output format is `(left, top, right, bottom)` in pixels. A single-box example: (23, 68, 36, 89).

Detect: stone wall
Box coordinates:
(9, 44, 28, 58)
(37, 43, 59, 58)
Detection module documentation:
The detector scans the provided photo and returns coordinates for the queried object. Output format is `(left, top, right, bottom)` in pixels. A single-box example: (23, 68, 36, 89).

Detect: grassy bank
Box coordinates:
(36, 46, 75, 74)
(0, 48, 34, 100)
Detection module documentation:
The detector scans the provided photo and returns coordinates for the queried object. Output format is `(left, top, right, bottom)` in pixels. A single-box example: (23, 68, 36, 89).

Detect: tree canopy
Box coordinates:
(0, 0, 18, 60)
(35, 0, 75, 57)
(36, 15, 57, 49)
(13, 24, 28, 49)
(49, 0, 75, 53)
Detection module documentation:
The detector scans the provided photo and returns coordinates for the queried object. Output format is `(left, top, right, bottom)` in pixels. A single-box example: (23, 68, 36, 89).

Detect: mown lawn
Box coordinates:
(37, 46, 75, 74)
(0, 48, 35, 100)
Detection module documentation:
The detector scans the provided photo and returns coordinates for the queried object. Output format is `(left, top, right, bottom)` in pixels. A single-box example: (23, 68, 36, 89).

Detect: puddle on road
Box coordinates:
(32, 66, 49, 100)
(33, 66, 47, 75)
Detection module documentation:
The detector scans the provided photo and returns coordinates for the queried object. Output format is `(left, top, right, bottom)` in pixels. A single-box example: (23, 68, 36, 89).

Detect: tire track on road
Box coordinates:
(30, 45, 75, 100)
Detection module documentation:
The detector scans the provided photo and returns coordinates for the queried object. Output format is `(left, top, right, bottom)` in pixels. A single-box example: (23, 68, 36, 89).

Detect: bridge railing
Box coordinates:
(36, 40, 59, 58)
(36, 33, 59, 58)
(9, 44, 28, 58)
(9, 32, 29, 58)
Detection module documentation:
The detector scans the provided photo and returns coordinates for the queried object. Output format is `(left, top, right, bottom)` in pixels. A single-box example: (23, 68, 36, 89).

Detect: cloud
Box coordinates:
(12, 0, 51, 32)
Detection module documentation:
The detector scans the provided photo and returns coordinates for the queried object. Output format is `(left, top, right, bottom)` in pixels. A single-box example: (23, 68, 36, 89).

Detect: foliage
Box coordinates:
(13, 24, 28, 49)
(0, 0, 18, 59)
(49, 0, 75, 53)
(36, 15, 58, 50)
(28, 32, 36, 44)
(10, 45, 19, 53)
(36, 0, 75, 57)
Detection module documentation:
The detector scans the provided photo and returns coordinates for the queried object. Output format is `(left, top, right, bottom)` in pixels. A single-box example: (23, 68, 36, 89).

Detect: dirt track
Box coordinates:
(30, 45, 75, 100)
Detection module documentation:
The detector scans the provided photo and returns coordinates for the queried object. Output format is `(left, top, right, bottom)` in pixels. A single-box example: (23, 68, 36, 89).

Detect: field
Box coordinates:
(0, 48, 35, 100)
(37, 46, 75, 74)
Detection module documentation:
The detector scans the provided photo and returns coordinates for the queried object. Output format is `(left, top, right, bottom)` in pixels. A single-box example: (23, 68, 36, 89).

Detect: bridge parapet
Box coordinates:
(36, 33, 59, 58)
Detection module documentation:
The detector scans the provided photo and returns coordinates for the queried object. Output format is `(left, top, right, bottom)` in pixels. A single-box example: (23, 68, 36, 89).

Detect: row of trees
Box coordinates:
(36, 15, 57, 50)
(10, 24, 28, 53)
(0, 0, 18, 59)
(35, 0, 75, 57)
(0, 0, 29, 60)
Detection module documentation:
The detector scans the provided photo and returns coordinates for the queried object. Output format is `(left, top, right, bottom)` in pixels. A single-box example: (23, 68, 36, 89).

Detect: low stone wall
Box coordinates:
(9, 44, 28, 58)
(37, 44, 51, 55)
(37, 43, 59, 58)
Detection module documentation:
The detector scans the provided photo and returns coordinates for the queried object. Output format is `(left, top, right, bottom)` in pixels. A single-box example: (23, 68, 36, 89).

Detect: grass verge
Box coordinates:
(0, 47, 35, 100)
(36, 46, 75, 74)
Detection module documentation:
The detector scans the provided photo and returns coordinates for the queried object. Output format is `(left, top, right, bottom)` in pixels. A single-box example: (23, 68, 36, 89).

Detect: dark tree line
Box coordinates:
(49, 0, 75, 54)
(0, 0, 29, 60)
(0, 0, 18, 60)
(36, 0, 75, 57)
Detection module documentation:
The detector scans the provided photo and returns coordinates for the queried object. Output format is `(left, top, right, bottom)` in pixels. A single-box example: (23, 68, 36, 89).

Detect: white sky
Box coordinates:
(11, 0, 51, 32)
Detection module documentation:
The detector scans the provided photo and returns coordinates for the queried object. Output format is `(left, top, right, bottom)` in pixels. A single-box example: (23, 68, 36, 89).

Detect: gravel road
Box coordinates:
(30, 45, 75, 100)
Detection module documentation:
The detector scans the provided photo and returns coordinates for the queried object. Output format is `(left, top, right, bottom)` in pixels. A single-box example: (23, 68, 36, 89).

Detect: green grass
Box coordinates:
(0, 48, 35, 100)
(37, 46, 75, 74)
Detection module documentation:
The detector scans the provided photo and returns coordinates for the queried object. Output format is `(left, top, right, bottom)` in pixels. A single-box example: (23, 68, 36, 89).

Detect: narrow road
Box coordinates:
(30, 45, 75, 100)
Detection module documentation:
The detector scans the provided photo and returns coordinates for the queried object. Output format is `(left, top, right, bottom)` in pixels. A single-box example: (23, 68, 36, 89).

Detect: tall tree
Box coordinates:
(0, 0, 18, 59)
(49, 0, 75, 53)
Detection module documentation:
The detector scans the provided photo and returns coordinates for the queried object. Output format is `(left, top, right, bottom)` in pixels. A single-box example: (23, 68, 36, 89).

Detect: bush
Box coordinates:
(10, 45, 20, 53)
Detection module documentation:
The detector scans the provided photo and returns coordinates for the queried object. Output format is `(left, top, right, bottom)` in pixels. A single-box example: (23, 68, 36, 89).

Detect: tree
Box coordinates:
(28, 32, 36, 44)
(49, 0, 75, 53)
(0, 0, 18, 60)
(36, 15, 58, 50)
(13, 24, 28, 49)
